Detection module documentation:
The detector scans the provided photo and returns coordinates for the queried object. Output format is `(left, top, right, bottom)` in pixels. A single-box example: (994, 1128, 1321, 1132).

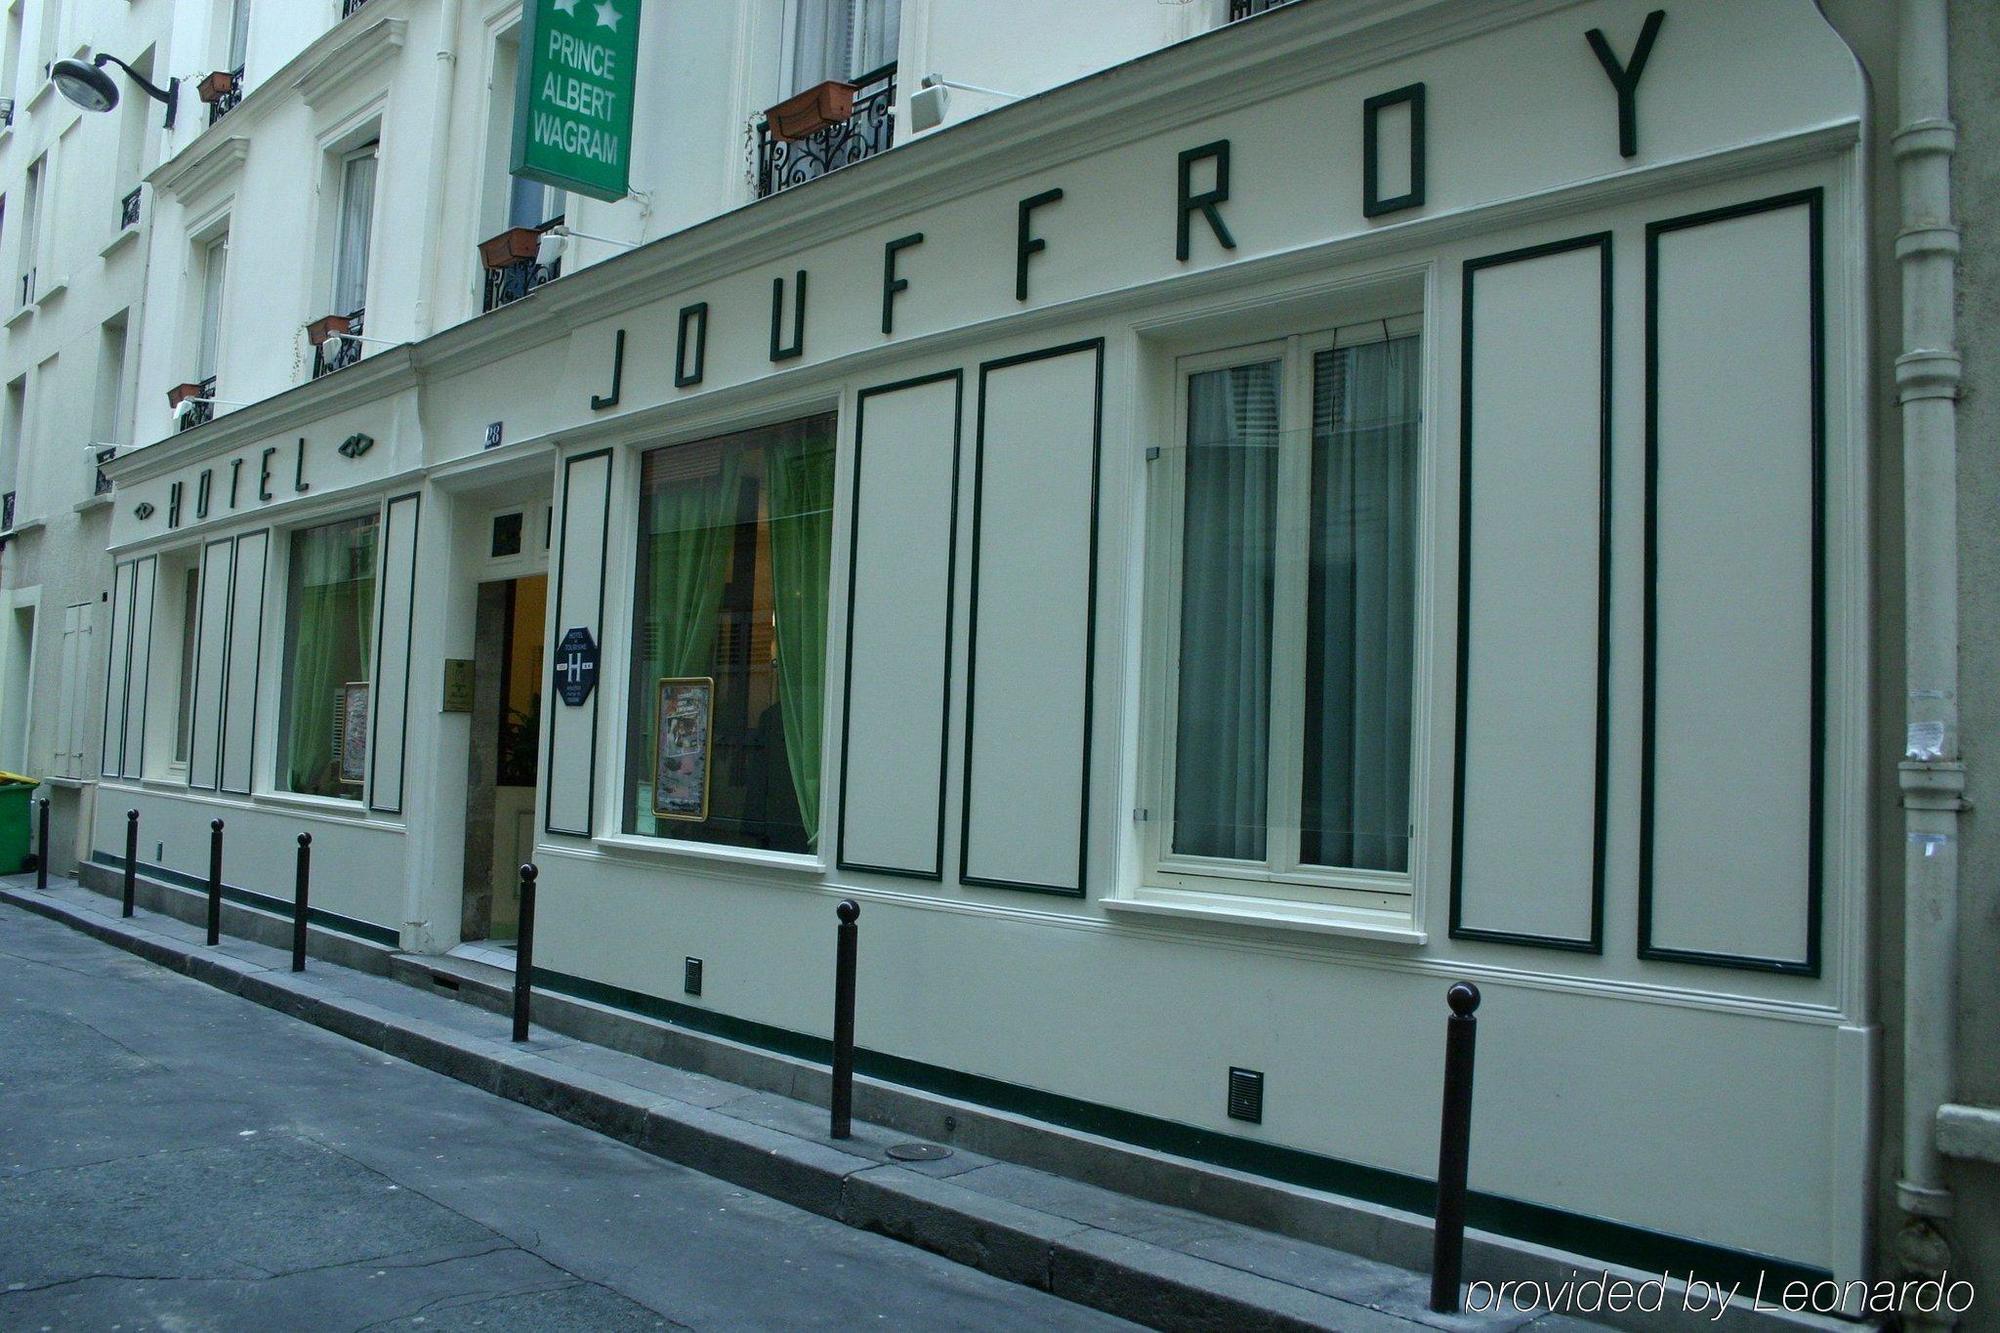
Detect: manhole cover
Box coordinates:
(886, 1143, 953, 1162)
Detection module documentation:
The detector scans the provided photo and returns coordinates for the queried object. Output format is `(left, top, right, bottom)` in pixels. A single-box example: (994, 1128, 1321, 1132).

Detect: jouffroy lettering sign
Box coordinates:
(511, 0, 641, 203)
(555, 626, 599, 706)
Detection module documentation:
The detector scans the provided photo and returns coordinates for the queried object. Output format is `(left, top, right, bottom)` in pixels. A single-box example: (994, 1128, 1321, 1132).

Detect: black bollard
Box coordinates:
(121, 810, 139, 917)
(205, 819, 224, 946)
(35, 797, 49, 890)
(830, 899, 860, 1139)
(291, 833, 312, 973)
(1429, 981, 1481, 1314)
(511, 863, 537, 1042)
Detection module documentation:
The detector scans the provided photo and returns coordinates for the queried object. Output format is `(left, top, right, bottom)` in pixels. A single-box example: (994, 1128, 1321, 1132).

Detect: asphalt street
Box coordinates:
(0, 901, 1139, 1331)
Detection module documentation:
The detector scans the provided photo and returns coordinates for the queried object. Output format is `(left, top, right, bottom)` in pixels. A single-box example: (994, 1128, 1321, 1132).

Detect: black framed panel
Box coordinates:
(958, 339, 1105, 897)
(368, 495, 422, 814)
(98, 559, 135, 780)
(544, 448, 615, 838)
(1450, 232, 1613, 953)
(1362, 82, 1426, 218)
(1639, 188, 1825, 976)
(836, 369, 964, 880)
(216, 533, 266, 797)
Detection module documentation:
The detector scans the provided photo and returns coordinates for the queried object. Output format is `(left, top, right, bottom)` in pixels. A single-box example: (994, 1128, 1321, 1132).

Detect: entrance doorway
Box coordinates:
(461, 573, 546, 949)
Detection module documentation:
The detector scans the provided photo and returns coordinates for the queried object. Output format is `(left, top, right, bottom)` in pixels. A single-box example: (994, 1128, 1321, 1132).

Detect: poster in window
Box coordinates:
(337, 681, 370, 787)
(653, 677, 713, 821)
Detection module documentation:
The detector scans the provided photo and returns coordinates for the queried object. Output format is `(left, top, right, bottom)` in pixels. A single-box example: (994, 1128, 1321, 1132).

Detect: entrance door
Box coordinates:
(461, 573, 546, 946)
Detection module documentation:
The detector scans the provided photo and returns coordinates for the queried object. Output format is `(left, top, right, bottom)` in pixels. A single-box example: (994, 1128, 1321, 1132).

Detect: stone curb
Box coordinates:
(0, 884, 1388, 1331)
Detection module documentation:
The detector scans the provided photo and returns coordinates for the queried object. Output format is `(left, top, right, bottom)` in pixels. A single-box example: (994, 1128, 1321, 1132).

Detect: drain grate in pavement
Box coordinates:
(886, 1143, 952, 1162)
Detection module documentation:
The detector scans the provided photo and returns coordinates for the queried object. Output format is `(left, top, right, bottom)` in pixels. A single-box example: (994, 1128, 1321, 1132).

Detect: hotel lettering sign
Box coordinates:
(511, 0, 640, 203)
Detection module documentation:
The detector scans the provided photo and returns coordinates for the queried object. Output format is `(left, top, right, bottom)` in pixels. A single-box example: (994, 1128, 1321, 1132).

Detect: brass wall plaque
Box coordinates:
(442, 659, 476, 713)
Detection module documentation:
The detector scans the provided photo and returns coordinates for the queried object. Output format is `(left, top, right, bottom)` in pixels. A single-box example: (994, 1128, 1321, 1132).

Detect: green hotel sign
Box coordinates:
(510, 0, 640, 203)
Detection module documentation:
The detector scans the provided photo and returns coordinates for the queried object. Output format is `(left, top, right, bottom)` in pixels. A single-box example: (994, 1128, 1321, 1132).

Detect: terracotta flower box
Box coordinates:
(306, 313, 353, 347)
(479, 226, 543, 269)
(197, 70, 237, 103)
(167, 381, 207, 409)
(765, 79, 856, 142)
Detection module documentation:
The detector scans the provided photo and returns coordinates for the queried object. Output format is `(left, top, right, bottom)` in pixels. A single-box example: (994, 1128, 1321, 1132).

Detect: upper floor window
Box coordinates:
(759, 0, 900, 197)
(1143, 318, 1423, 903)
(17, 153, 41, 307)
(195, 234, 228, 382)
(332, 143, 376, 316)
(224, 0, 250, 72)
(786, 0, 900, 92)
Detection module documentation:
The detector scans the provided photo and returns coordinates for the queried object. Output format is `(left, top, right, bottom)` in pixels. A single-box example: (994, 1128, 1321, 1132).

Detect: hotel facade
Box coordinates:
(3, 0, 1994, 1312)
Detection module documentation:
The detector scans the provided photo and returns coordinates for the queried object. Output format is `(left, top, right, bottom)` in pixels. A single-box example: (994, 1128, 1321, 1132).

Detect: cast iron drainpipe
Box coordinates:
(1892, 0, 1965, 1301)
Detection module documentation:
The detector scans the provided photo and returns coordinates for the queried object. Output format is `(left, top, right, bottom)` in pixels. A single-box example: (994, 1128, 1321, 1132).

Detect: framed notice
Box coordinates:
(653, 677, 714, 821)
(337, 681, 370, 787)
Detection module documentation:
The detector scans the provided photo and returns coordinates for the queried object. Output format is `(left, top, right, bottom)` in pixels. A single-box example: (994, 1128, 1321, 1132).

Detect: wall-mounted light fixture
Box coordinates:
(51, 53, 179, 129)
(908, 73, 1021, 134)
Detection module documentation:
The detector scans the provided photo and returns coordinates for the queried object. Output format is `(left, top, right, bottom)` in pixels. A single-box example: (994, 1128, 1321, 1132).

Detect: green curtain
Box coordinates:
(285, 520, 376, 795)
(636, 453, 741, 828)
(767, 427, 834, 848)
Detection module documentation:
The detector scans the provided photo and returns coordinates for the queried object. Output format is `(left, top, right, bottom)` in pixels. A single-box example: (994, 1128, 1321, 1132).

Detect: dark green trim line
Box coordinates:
(88, 851, 399, 948)
(1639, 188, 1825, 977)
(544, 449, 616, 839)
(1450, 232, 1612, 954)
(958, 339, 1104, 898)
(527, 961, 1829, 1293)
(836, 369, 964, 881)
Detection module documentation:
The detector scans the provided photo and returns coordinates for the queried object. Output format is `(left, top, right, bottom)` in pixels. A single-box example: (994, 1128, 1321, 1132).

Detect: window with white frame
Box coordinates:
(194, 232, 228, 382)
(785, 0, 900, 90)
(17, 152, 40, 306)
(222, 0, 250, 72)
(330, 142, 377, 317)
(1144, 316, 1422, 903)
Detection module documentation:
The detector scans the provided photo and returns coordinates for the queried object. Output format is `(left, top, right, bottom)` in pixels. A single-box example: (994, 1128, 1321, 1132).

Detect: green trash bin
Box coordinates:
(0, 772, 38, 874)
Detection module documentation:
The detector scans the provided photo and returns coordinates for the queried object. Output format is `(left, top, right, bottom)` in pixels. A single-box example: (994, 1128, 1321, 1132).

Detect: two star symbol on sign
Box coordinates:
(552, 0, 620, 32)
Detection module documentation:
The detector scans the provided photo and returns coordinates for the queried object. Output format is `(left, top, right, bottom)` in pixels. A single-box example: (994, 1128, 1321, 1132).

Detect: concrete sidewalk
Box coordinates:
(1, 871, 1780, 1332)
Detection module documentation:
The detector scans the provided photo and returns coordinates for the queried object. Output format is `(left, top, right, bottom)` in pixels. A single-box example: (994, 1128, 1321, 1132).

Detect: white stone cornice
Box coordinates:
(155, 135, 249, 203)
(104, 347, 420, 486)
(294, 18, 408, 108)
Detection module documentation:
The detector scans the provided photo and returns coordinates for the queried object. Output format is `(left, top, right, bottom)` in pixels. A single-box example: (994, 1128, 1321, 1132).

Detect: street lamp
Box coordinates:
(50, 54, 179, 129)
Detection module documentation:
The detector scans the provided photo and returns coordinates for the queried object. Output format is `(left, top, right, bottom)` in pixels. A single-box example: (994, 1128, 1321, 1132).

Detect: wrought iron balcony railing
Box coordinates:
(120, 187, 141, 230)
(311, 308, 365, 379)
(341, 0, 371, 15)
(482, 219, 563, 312)
(207, 68, 244, 126)
(0, 98, 13, 128)
(16, 267, 33, 308)
(1, 490, 14, 530)
(1229, 0, 1294, 17)
(94, 448, 116, 496)
(179, 376, 218, 432)
(756, 63, 895, 199)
